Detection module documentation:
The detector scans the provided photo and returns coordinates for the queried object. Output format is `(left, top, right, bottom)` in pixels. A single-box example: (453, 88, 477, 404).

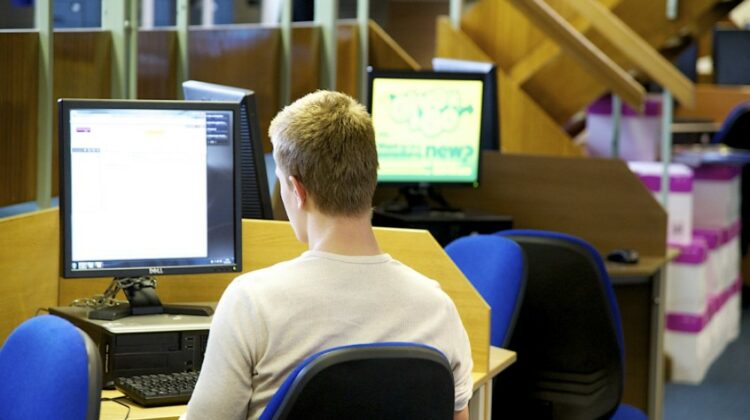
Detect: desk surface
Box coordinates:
(100, 346, 516, 420)
(605, 250, 677, 279)
(671, 121, 720, 134)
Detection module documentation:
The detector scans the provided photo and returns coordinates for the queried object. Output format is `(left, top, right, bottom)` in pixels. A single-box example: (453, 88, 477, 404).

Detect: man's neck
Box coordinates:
(305, 211, 382, 256)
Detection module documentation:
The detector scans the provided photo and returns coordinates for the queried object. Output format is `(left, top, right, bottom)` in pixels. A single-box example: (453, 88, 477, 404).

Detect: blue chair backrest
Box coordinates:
(445, 234, 526, 348)
(0, 315, 102, 420)
(260, 342, 454, 420)
(495, 229, 625, 419)
(713, 101, 750, 147)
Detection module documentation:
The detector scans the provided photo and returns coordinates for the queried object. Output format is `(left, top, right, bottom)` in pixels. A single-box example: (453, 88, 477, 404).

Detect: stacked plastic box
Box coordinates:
(664, 165, 742, 384)
(693, 166, 742, 352)
(629, 162, 743, 383)
(628, 162, 693, 246)
(587, 96, 662, 161)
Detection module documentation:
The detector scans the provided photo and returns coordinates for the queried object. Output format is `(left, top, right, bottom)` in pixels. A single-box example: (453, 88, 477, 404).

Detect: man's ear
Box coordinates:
(289, 175, 307, 209)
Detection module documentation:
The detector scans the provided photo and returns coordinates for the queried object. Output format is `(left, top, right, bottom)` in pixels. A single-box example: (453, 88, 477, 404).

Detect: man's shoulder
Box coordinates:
(231, 255, 307, 286)
(388, 259, 443, 288)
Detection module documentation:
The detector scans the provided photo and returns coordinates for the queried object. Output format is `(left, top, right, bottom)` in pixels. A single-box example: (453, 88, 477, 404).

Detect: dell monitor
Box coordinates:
(367, 68, 486, 212)
(59, 99, 243, 320)
(182, 80, 274, 220)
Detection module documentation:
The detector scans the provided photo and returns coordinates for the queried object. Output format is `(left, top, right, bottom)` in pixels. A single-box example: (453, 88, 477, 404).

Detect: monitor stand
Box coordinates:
(88, 277, 214, 321)
(380, 186, 460, 215)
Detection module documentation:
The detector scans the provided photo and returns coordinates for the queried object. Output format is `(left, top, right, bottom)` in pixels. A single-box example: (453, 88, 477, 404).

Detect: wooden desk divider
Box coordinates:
(1, 211, 491, 374)
(0, 209, 60, 343)
(441, 152, 667, 257)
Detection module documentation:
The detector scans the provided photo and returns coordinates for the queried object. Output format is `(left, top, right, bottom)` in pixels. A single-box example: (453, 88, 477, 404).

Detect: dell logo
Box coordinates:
(149, 267, 164, 274)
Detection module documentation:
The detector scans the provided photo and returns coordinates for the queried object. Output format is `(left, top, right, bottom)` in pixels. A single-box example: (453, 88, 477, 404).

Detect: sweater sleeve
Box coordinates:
(447, 298, 474, 411)
(184, 280, 259, 420)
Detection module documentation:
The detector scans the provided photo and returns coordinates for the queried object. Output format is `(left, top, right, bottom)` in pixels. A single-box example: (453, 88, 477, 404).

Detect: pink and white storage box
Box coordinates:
(666, 238, 710, 316)
(665, 307, 715, 384)
(663, 231, 742, 384)
(692, 165, 741, 229)
(586, 95, 662, 161)
(691, 228, 726, 364)
(683, 225, 742, 366)
(665, 238, 712, 384)
(629, 161, 694, 246)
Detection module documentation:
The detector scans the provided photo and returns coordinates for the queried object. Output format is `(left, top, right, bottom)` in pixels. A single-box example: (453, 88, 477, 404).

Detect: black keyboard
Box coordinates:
(115, 371, 199, 407)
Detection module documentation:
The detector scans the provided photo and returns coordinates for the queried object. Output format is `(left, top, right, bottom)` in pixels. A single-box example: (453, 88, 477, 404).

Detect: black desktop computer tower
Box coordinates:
(49, 306, 211, 388)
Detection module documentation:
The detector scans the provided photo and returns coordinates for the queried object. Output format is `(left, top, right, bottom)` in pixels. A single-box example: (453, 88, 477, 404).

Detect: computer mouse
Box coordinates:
(606, 249, 639, 264)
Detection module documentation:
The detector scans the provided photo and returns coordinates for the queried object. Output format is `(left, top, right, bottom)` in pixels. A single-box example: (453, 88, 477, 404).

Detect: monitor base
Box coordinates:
(87, 277, 214, 321)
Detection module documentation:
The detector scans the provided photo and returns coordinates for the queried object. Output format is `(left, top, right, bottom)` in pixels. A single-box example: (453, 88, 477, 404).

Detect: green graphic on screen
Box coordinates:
(371, 78, 484, 183)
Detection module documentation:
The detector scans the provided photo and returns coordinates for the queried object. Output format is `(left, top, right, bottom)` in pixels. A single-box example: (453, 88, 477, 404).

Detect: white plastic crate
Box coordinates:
(586, 95, 662, 161)
(693, 165, 741, 229)
(629, 161, 694, 246)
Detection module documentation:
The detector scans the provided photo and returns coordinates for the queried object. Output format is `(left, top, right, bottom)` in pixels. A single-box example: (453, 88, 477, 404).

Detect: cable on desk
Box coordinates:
(101, 396, 131, 420)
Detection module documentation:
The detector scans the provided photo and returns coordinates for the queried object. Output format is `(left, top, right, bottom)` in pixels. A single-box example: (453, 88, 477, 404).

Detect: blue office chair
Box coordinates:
(445, 234, 526, 348)
(495, 229, 645, 420)
(713, 101, 750, 147)
(713, 102, 750, 263)
(0, 315, 102, 420)
(259, 342, 455, 420)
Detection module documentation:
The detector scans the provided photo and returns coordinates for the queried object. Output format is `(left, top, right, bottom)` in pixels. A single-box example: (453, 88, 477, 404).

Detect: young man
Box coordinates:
(184, 91, 473, 419)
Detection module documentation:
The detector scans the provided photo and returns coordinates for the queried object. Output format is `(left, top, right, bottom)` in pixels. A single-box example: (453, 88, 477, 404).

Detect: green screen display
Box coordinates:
(370, 77, 484, 184)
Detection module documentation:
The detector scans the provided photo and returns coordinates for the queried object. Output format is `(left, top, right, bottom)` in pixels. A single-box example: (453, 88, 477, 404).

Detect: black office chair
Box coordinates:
(713, 102, 750, 263)
(0, 315, 102, 420)
(495, 230, 645, 420)
(259, 342, 455, 420)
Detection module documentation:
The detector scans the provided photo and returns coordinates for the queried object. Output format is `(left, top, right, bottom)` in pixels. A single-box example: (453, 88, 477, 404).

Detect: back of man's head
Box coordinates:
(269, 90, 378, 216)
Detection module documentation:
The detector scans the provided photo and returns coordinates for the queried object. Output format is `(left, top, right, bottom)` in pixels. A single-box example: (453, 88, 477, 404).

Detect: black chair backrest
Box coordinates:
(495, 231, 624, 420)
(264, 343, 455, 420)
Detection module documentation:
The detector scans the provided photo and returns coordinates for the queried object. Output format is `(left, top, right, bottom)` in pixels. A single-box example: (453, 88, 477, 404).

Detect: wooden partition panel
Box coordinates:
(675, 83, 750, 123)
(49, 218, 489, 372)
(290, 24, 321, 102)
(138, 29, 178, 100)
(336, 21, 359, 99)
(0, 209, 59, 343)
(380, 152, 667, 257)
(0, 32, 39, 207)
(368, 20, 420, 70)
(189, 26, 281, 153)
(53, 31, 112, 197)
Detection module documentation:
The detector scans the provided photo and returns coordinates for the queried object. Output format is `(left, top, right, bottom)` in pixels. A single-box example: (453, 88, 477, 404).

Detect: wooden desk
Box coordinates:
(100, 347, 516, 420)
(671, 121, 720, 135)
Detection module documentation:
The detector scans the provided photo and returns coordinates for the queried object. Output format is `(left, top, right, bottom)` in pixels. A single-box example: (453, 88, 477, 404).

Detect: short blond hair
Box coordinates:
(269, 90, 378, 216)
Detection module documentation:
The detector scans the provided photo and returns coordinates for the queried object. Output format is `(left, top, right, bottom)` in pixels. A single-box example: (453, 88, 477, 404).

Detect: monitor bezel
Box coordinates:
(366, 67, 486, 187)
(59, 98, 243, 279)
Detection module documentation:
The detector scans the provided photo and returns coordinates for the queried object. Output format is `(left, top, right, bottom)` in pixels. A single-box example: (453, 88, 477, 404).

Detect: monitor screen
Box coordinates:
(182, 80, 274, 220)
(59, 99, 243, 279)
(367, 69, 485, 185)
(432, 57, 499, 151)
(713, 28, 750, 85)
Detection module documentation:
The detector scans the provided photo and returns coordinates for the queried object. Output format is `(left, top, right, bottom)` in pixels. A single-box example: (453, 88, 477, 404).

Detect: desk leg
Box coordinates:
(469, 383, 487, 420)
(649, 267, 666, 420)
(613, 271, 665, 419)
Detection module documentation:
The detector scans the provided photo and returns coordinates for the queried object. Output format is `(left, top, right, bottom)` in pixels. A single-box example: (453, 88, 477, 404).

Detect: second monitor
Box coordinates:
(367, 68, 487, 213)
(183, 80, 274, 220)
